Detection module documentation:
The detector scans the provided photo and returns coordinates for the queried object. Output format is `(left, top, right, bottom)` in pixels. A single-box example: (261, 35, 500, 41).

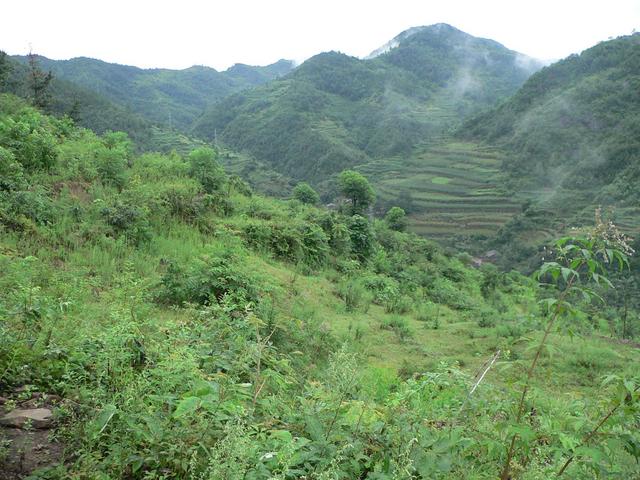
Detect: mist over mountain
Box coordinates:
(461, 33, 640, 268)
(192, 24, 541, 182)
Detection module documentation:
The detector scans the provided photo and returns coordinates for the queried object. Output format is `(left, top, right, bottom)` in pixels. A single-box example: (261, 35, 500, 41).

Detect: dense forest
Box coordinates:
(0, 22, 639, 480)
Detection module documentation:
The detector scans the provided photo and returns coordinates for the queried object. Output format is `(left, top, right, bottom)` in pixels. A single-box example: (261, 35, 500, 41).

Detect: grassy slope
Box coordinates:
(1, 94, 639, 477)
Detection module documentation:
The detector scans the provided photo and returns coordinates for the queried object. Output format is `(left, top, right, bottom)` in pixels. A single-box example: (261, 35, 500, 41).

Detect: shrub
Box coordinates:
(348, 214, 374, 261)
(0, 146, 26, 192)
(477, 307, 497, 328)
(292, 182, 320, 205)
(337, 279, 368, 312)
(0, 112, 58, 172)
(384, 206, 407, 231)
(0, 187, 54, 230)
(95, 145, 127, 189)
(100, 201, 151, 245)
(384, 292, 413, 314)
(158, 251, 259, 310)
(188, 147, 226, 193)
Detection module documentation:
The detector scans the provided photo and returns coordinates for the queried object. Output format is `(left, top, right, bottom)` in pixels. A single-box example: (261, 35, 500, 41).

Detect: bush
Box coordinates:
(0, 146, 26, 192)
(158, 251, 259, 310)
(348, 214, 374, 261)
(384, 292, 413, 314)
(477, 307, 497, 328)
(292, 182, 320, 205)
(337, 279, 368, 312)
(188, 147, 226, 193)
(0, 187, 54, 230)
(384, 206, 407, 231)
(0, 112, 58, 172)
(95, 145, 127, 189)
(100, 201, 151, 245)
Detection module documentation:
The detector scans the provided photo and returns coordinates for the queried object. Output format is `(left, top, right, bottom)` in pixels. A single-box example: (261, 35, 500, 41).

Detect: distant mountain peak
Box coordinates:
(365, 23, 463, 59)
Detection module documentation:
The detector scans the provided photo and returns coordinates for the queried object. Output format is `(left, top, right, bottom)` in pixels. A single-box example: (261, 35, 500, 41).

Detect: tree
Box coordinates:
(338, 170, 375, 214)
(348, 214, 374, 261)
(188, 147, 226, 193)
(384, 206, 407, 231)
(0, 51, 12, 91)
(293, 182, 319, 205)
(27, 52, 53, 110)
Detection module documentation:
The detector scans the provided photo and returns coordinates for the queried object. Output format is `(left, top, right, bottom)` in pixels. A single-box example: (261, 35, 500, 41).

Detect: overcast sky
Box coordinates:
(2, 0, 639, 70)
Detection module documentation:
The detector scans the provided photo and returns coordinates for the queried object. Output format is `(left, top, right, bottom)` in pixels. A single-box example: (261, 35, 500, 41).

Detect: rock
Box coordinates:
(0, 408, 53, 429)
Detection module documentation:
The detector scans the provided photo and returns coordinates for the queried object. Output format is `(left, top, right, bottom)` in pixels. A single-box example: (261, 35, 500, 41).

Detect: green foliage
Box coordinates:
(95, 141, 128, 189)
(292, 181, 319, 205)
(100, 201, 151, 246)
(0, 92, 638, 480)
(0, 146, 26, 191)
(158, 249, 259, 309)
(188, 147, 226, 193)
(384, 206, 407, 231)
(348, 214, 375, 261)
(0, 109, 58, 171)
(338, 170, 376, 214)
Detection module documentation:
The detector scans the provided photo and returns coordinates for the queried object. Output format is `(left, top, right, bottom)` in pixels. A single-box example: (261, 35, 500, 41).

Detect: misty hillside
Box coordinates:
(461, 33, 640, 268)
(192, 24, 542, 182)
(11, 54, 295, 131)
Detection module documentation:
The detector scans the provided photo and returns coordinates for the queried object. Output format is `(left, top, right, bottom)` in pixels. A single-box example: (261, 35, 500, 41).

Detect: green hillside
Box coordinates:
(461, 33, 640, 268)
(0, 95, 640, 480)
(1, 93, 639, 479)
(192, 24, 541, 182)
(11, 55, 294, 131)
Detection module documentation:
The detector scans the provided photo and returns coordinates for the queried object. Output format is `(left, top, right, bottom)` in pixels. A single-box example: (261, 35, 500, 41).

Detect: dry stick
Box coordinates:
(500, 275, 576, 480)
(557, 383, 640, 476)
(457, 350, 501, 419)
(252, 328, 276, 409)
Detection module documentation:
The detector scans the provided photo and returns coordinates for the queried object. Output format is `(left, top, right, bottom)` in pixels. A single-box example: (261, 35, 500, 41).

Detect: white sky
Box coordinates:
(2, 0, 639, 70)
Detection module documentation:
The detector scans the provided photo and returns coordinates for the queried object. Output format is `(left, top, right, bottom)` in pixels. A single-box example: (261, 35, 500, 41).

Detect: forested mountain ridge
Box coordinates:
(460, 33, 640, 268)
(192, 24, 542, 183)
(11, 54, 295, 131)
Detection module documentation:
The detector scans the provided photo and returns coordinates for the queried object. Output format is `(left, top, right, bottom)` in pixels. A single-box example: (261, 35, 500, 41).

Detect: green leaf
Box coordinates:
(576, 445, 607, 464)
(173, 396, 200, 418)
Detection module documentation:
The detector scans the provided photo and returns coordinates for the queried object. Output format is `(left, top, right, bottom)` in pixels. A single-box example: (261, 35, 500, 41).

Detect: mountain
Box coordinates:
(11, 55, 295, 131)
(2, 54, 161, 148)
(461, 33, 640, 268)
(192, 24, 542, 183)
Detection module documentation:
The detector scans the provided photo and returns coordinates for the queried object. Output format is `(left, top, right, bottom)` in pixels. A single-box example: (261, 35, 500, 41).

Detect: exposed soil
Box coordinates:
(0, 389, 65, 479)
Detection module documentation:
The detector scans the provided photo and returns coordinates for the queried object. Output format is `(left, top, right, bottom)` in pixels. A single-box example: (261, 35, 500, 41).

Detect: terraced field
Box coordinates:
(358, 141, 524, 240)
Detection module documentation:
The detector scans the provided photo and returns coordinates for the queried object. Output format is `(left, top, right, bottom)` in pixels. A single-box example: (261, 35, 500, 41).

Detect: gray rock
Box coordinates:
(0, 408, 53, 429)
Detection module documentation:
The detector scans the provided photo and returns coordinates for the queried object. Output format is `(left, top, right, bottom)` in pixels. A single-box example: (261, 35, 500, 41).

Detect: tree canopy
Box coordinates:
(338, 169, 375, 214)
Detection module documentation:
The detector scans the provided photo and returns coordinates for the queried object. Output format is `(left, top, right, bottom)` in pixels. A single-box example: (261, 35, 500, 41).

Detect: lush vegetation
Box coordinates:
(1, 94, 639, 479)
(10, 55, 294, 132)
